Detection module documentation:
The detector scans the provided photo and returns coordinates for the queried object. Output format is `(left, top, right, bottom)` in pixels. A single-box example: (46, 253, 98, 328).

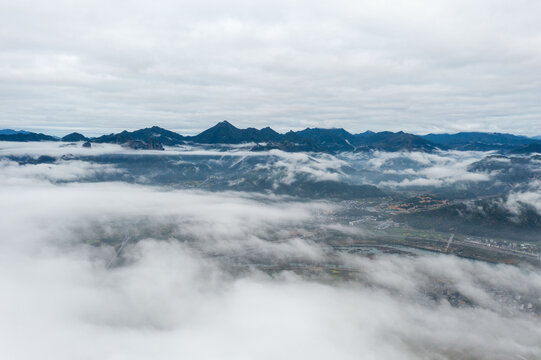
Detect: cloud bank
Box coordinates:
(505, 180, 541, 216)
(1, 163, 540, 359)
(345, 150, 492, 188)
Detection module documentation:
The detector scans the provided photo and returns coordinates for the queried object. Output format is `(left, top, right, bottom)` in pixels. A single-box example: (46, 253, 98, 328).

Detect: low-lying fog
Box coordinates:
(1, 141, 540, 359)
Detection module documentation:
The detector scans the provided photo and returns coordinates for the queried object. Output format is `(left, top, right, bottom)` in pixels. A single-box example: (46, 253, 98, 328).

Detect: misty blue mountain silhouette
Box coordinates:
(1, 120, 540, 153)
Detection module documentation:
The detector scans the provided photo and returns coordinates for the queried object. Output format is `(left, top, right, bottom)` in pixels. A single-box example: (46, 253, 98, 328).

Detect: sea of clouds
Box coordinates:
(1, 141, 540, 359)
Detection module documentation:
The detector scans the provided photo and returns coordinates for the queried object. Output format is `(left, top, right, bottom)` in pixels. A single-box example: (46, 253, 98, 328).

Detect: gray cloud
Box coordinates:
(1, 0, 541, 135)
(0, 140, 507, 197)
(0, 158, 122, 185)
(505, 179, 541, 215)
(0, 141, 351, 187)
(348, 150, 492, 188)
(255, 150, 347, 185)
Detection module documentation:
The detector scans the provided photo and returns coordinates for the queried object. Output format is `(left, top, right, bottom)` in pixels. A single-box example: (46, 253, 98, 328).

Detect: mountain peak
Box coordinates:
(61, 132, 88, 142)
(190, 121, 283, 144)
(215, 120, 237, 129)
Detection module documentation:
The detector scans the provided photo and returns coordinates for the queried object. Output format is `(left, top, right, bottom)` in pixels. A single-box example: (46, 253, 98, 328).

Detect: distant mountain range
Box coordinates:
(420, 132, 538, 151)
(1, 122, 540, 153)
(0, 129, 30, 135)
(0, 130, 57, 142)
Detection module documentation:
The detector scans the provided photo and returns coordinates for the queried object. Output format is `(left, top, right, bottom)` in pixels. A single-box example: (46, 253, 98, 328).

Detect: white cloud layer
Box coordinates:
(1, 171, 541, 359)
(353, 150, 492, 188)
(505, 179, 541, 215)
(0, 158, 122, 185)
(1, 0, 541, 135)
(0, 141, 349, 186)
(0, 141, 502, 192)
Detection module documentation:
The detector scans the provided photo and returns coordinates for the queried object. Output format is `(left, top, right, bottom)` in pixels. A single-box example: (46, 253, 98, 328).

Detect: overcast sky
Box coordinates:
(1, 0, 540, 136)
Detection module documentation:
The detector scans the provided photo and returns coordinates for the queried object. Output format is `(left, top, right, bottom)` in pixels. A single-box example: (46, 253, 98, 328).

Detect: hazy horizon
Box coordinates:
(3, 120, 541, 139)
